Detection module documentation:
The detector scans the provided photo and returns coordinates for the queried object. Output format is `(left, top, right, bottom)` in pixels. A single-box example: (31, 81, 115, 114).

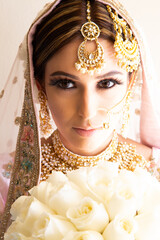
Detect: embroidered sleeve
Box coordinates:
(148, 147, 160, 181)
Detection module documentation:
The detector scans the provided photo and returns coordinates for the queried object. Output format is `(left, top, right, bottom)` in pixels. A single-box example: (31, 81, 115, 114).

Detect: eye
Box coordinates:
(97, 78, 122, 89)
(49, 79, 76, 89)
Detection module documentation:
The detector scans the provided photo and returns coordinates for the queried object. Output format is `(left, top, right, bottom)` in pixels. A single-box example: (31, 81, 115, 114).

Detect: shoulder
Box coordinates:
(118, 135, 152, 161)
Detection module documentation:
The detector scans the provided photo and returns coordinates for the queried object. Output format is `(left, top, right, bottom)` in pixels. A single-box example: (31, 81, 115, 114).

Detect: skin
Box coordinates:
(43, 37, 151, 159)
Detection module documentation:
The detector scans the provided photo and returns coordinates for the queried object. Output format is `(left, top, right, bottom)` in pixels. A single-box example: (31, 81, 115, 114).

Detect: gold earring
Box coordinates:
(120, 71, 137, 137)
(107, 5, 140, 72)
(38, 90, 53, 139)
(120, 91, 131, 137)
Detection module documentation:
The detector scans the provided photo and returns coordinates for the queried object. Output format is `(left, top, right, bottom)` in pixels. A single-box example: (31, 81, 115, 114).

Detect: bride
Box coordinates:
(0, 0, 160, 237)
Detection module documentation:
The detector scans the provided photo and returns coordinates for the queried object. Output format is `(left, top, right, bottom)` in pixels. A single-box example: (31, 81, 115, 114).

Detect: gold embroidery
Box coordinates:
(0, 64, 40, 239)
(0, 90, 4, 99)
(14, 117, 21, 125)
(12, 77, 18, 84)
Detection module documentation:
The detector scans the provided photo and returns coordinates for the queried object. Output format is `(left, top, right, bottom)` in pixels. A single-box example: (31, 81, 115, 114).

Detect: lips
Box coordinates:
(73, 127, 102, 137)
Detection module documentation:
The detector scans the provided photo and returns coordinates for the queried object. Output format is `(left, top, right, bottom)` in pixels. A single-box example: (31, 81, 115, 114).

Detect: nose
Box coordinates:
(78, 88, 97, 120)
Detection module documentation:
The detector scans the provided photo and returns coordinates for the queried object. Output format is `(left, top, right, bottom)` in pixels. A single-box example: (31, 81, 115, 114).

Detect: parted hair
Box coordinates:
(32, 0, 116, 83)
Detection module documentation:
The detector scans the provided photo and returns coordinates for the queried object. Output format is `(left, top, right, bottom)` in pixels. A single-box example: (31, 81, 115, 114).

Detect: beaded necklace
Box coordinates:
(40, 130, 148, 181)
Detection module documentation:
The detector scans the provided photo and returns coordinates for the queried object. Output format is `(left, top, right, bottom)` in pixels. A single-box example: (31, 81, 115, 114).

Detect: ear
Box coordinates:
(35, 80, 42, 91)
(36, 80, 46, 93)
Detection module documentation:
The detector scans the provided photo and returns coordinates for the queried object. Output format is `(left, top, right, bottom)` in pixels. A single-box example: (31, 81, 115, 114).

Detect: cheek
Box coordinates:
(46, 91, 76, 125)
(101, 84, 128, 110)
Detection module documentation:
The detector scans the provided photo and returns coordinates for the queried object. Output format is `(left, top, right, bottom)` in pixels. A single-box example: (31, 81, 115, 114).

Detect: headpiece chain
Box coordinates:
(75, 0, 105, 75)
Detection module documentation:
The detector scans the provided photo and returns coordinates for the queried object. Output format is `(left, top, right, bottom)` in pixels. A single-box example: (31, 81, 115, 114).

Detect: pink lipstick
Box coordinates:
(73, 127, 101, 137)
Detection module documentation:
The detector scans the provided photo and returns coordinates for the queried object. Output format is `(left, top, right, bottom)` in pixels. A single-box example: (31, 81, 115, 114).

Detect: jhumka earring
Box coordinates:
(75, 0, 105, 75)
(120, 90, 132, 137)
(106, 5, 140, 72)
(106, 6, 140, 136)
(120, 71, 137, 137)
(38, 90, 53, 139)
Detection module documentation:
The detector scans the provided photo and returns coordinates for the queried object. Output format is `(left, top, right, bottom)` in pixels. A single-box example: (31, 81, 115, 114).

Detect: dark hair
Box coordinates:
(32, 0, 116, 84)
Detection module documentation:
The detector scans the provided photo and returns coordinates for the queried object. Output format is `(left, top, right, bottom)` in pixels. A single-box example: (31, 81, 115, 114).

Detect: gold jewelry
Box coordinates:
(120, 90, 132, 137)
(41, 129, 118, 181)
(75, 1, 105, 75)
(40, 129, 148, 181)
(120, 71, 136, 137)
(107, 5, 140, 72)
(38, 90, 53, 139)
(102, 112, 111, 129)
(103, 122, 110, 129)
(53, 129, 118, 166)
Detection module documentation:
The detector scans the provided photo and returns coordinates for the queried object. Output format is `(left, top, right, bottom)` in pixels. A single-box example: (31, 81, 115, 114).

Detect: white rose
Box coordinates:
(115, 168, 145, 198)
(62, 230, 104, 240)
(134, 167, 159, 189)
(87, 162, 118, 202)
(5, 232, 33, 240)
(103, 215, 137, 240)
(4, 221, 32, 240)
(30, 179, 83, 216)
(29, 181, 55, 204)
(105, 185, 139, 220)
(138, 184, 160, 214)
(67, 162, 118, 202)
(47, 181, 84, 216)
(32, 213, 76, 240)
(66, 197, 109, 233)
(10, 195, 54, 222)
(10, 196, 28, 220)
(5, 212, 76, 240)
(135, 207, 160, 240)
(132, 167, 160, 214)
(47, 171, 68, 185)
(105, 169, 143, 220)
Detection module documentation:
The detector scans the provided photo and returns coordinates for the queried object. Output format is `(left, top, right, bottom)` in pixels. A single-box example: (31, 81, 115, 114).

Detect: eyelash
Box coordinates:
(49, 78, 123, 90)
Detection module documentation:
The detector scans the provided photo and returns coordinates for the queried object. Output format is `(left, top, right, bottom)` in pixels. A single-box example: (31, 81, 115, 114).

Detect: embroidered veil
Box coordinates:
(0, 0, 160, 237)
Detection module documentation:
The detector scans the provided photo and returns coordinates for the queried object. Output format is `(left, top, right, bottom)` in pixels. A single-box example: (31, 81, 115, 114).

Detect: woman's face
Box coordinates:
(44, 38, 129, 155)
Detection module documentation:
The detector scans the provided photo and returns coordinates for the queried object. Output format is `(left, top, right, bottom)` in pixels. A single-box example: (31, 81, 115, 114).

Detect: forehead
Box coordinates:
(45, 38, 127, 78)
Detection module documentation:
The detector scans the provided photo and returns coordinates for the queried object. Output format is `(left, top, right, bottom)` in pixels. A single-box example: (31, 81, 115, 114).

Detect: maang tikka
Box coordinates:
(75, 0, 105, 75)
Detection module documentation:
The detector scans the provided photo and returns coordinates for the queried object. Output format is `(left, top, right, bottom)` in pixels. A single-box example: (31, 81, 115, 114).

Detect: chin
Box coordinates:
(68, 129, 111, 154)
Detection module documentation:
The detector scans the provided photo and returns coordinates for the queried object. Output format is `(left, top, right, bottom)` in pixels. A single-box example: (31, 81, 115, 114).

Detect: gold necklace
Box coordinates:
(53, 129, 118, 166)
(40, 130, 148, 181)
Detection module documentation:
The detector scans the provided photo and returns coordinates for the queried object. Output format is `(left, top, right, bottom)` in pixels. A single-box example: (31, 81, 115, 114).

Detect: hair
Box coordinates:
(32, 0, 116, 84)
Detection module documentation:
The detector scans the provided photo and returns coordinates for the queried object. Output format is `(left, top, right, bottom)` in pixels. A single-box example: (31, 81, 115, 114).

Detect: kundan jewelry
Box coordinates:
(75, 0, 105, 75)
(40, 129, 148, 181)
(107, 5, 140, 72)
(38, 90, 53, 139)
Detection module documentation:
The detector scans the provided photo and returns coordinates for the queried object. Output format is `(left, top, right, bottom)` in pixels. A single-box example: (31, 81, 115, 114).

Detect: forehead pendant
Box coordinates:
(75, 1, 105, 75)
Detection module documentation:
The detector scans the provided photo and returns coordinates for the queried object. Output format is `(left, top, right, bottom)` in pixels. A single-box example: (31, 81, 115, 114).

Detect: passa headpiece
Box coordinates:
(107, 5, 140, 72)
(75, 0, 105, 75)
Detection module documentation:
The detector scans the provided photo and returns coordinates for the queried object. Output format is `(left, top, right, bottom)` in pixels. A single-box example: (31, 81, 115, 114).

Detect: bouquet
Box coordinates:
(4, 161, 160, 240)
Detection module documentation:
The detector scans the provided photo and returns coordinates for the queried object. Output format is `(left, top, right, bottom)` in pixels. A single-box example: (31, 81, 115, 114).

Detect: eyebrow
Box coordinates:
(50, 71, 80, 80)
(50, 70, 123, 80)
(96, 71, 123, 79)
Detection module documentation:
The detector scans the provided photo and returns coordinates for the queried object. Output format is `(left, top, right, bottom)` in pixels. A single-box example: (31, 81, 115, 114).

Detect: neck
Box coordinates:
(58, 130, 115, 156)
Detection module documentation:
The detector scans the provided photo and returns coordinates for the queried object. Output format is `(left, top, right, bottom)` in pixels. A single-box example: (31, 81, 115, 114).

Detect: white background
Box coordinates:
(0, 0, 160, 88)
